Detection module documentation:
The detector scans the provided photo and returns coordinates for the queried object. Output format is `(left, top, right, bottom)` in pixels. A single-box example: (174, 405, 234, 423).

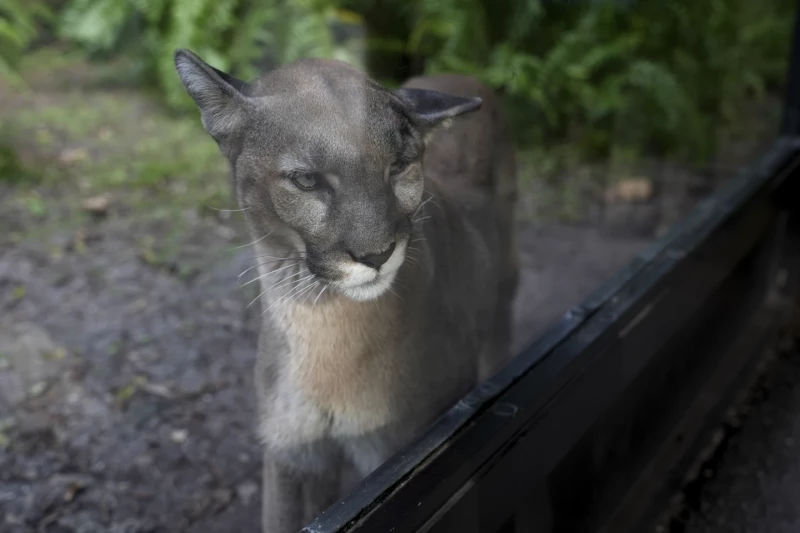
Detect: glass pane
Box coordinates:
(0, 0, 794, 530)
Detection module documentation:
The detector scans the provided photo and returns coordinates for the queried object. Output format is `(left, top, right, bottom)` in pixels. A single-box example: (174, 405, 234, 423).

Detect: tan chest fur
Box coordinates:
(277, 297, 406, 434)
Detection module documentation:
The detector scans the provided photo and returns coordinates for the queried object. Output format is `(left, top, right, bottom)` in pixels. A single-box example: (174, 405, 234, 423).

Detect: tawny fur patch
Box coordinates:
(280, 296, 404, 434)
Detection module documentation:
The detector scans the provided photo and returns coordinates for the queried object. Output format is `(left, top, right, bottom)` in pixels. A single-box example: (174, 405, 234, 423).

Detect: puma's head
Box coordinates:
(174, 49, 481, 301)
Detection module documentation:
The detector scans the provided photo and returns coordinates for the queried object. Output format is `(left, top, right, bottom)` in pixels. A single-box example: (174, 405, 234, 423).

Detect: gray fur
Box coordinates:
(174, 49, 518, 532)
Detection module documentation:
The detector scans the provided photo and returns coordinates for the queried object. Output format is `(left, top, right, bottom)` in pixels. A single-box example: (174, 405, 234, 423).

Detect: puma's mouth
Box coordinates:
(336, 272, 401, 301)
(332, 239, 407, 301)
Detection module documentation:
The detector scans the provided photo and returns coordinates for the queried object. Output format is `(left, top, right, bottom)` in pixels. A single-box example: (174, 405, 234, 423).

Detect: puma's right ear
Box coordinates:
(174, 49, 252, 143)
(393, 88, 482, 128)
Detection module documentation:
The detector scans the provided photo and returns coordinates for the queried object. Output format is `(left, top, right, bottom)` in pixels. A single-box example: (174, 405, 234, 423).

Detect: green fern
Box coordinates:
(58, 0, 362, 109)
(53, 0, 794, 164)
(0, 0, 52, 88)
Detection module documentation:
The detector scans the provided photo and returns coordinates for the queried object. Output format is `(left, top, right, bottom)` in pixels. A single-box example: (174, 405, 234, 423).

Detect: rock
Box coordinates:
(0, 417, 15, 448)
(55, 512, 107, 533)
(28, 381, 47, 397)
(0, 372, 25, 406)
(82, 194, 111, 215)
(0, 323, 65, 407)
(236, 480, 259, 506)
(20, 475, 90, 525)
(108, 518, 156, 533)
(170, 429, 188, 443)
(604, 178, 654, 203)
(176, 367, 207, 396)
(58, 147, 89, 164)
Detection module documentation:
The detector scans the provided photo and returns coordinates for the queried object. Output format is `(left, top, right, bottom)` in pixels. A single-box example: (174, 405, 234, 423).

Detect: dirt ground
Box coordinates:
(0, 218, 650, 533)
(0, 52, 777, 532)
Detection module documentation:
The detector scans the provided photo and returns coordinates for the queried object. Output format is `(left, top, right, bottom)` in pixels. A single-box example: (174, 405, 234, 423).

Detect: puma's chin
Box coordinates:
(338, 273, 398, 301)
(334, 240, 406, 302)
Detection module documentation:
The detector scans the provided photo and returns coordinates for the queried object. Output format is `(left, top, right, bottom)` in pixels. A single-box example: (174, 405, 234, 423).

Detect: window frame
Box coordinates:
(305, 2, 800, 531)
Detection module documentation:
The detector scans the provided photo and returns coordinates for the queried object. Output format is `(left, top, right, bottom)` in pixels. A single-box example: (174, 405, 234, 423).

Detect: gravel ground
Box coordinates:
(0, 212, 650, 532)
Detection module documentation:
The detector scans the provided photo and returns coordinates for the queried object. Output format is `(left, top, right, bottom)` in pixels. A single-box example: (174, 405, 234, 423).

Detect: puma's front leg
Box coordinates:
(301, 466, 344, 525)
(262, 457, 303, 533)
(262, 454, 343, 532)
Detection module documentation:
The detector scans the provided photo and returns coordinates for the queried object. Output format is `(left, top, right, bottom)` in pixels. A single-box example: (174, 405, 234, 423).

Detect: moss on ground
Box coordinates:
(0, 47, 232, 244)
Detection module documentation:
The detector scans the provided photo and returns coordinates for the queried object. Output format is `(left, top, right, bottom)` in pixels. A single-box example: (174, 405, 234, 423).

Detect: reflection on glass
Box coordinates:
(0, 1, 794, 531)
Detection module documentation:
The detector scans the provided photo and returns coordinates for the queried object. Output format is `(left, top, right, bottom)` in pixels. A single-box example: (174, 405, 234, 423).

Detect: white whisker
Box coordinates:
(261, 280, 305, 314)
(248, 270, 309, 308)
(292, 281, 318, 307)
(413, 194, 436, 218)
(238, 262, 300, 288)
(286, 282, 318, 311)
(229, 231, 273, 250)
(269, 271, 312, 293)
(266, 277, 316, 314)
(387, 286, 404, 301)
(313, 284, 329, 306)
(392, 280, 409, 291)
(237, 252, 306, 263)
(302, 282, 320, 305)
(237, 258, 304, 281)
(206, 206, 250, 213)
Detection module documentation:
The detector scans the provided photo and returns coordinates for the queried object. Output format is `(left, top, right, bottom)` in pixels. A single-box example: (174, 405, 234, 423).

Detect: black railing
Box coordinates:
(782, 0, 800, 136)
(301, 2, 800, 532)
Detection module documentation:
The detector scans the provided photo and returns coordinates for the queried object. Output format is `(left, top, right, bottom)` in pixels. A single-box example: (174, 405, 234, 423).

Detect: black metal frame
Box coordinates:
(302, 3, 800, 532)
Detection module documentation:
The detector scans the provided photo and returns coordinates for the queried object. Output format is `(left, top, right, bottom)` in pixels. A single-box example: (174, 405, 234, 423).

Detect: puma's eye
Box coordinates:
(390, 161, 409, 175)
(291, 172, 320, 190)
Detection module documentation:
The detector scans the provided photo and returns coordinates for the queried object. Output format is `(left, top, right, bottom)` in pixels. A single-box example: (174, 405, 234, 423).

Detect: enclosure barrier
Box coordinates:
(298, 138, 799, 533)
(296, 6, 800, 533)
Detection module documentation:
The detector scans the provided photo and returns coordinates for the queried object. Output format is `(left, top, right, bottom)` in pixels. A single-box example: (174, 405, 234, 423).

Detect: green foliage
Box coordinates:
(412, 0, 793, 162)
(0, 140, 25, 183)
(58, 0, 366, 108)
(54, 0, 795, 163)
(480, 8, 699, 157)
(0, 0, 52, 87)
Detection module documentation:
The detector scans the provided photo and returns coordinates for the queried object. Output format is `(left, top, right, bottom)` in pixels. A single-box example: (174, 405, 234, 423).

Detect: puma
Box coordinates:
(174, 49, 518, 532)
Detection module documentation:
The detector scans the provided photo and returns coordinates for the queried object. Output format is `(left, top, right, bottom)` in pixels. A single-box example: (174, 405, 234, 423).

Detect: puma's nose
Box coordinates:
(349, 242, 396, 270)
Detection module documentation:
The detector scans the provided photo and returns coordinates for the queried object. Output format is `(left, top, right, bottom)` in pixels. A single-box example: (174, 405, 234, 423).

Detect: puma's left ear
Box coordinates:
(174, 48, 252, 146)
(393, 88, 482, 128)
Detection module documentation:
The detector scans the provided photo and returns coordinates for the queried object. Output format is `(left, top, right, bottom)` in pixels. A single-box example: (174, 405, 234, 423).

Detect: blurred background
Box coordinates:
(0, 0, 796, 531)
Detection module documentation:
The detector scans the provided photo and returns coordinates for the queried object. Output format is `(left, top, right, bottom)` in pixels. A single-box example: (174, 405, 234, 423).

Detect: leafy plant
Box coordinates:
(0, 140, 25, 182)
(58, 0, 365, 109)
(54, 0, 794, 164)
(0, 0, 52, 87)
(410, 0, 792, 162)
